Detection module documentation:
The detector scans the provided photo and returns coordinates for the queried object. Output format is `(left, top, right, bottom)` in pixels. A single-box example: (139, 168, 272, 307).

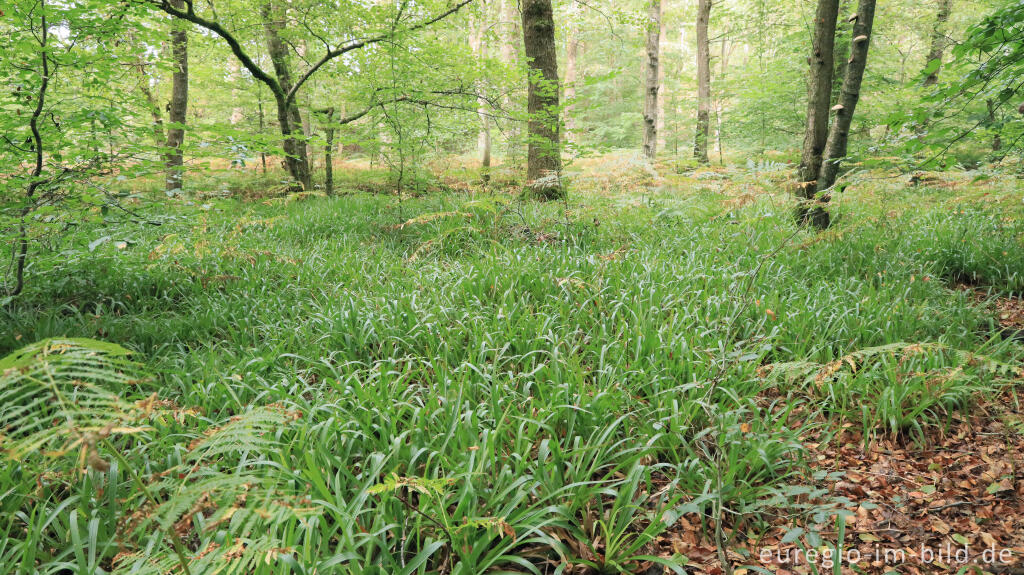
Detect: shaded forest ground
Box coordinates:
(2, 156, 1023, 574)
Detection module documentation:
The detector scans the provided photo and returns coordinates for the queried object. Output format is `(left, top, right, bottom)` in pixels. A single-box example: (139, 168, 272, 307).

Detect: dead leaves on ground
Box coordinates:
(646, 399, 1024, 575)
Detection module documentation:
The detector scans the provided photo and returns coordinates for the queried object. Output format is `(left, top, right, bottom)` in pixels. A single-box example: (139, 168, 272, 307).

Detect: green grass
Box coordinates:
(1, 166, 1022, 573)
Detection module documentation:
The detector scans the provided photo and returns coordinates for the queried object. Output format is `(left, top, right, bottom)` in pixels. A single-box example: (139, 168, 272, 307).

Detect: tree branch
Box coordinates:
(286, 0, 475, 105)
(142, 0, 284, 98)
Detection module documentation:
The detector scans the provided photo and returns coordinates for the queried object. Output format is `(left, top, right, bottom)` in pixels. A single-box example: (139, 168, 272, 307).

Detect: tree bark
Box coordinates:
(500, 0, 520, 64)
(499, 0, 521, 164)
(693, 0, 712, 165)
(642, 0, 662, 160)
(521, 0, 563, 199)
(815, 0, 877, 215)
(164, 0, 188, 193)
(656, 17, 667, 151)
(922, 0, 952, 86)
(796, 0, 840, 227)
(470, 8, 493, 184)
(257, 92, 268, 175)
(322, 108, 335, 195)
(832, 0, 853, 105)
(565, 2, 580, 147)
(260, 3, 311, 190)
(714, 38, 731, 165)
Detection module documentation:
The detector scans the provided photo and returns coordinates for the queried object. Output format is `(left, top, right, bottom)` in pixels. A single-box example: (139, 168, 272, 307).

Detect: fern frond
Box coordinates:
(762, 342, 1021, 388)
(185, 407, 290, 461)
(0, 338, 147, 468)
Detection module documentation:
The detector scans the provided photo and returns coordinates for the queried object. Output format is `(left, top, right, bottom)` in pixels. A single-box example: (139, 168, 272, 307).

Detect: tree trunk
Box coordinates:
(229, 59, 244, 125)
(565, 2, 580, 147)
(260, 3, 311, 190)
(164, 0, 188, 193)
(470, 9, 493, 184)
(715, 38, 731, 165)
(127, 30, 167, 148)
(521, 0, 563, 199)
(922, 0, 952, 86)
(987, 99, 1002, 151)
(642, 0, 662, 160)
(136, 61, 166, 147)
(11, 1, 50, 297)
(815, 0, 877, 217)
(499, 0, 521, 166)
(323, 108, 335, 195)
(257, 93, 268, 175)
(693, 0, 712, 165)
(796, 0, 840, 226)
(832, 0, 853, 105)
(500, 0, 519, 64)
(656, 17, 667, 151)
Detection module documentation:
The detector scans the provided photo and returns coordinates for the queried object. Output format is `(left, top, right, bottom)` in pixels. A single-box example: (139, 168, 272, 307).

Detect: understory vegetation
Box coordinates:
(2, 163, 1021, 574)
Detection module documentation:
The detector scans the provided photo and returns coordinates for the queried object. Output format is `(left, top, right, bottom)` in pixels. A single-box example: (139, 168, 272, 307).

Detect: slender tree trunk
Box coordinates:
(470, 9, 493, 184)
(832, 0, 853, 105)
(322, 108, 335, 195)
(137, 65, 166, 147)
(642, 0, 662, 160)
(715, 38, 730, 165)
(500, 0, 521, 166)
(797, 0, 840, 226)
(565, 3, 580, 147)
(521, 0, 563, 199)
(815, 0, 877, 218)
(656, 17, 667, 151)
(257, 93, 268, 175)
(693, 0, 712, 165)
(229, 59, 244, 126)
(11, 2, 50, 297)
(922, 0, 952, 86)
(128, 32, 167, 148)
(164, 0, 189, 193)
(260, 3, 311, 190)
(987, 99, 1002, 151)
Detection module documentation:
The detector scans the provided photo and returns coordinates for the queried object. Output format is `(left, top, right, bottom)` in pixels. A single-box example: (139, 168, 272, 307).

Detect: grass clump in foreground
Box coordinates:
(1, 165, 1022, 574)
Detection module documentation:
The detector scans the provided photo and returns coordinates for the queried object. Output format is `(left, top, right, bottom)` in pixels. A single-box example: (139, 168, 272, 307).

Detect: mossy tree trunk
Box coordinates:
(521, 0, 563, 200)
(642, 0, 662, 160)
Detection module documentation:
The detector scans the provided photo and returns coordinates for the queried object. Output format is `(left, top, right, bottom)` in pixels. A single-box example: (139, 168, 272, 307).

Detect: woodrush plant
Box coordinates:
(1, 166, 1022, 574)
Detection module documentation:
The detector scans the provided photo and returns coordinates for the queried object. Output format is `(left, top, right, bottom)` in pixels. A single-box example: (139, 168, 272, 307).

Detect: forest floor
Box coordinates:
(2, 156, 1023, 574)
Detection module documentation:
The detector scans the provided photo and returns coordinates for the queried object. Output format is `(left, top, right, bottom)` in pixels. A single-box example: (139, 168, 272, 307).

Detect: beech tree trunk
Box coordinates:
(796, 0, 840, 227)
(521, 0, 563, 199)
(642, 0, 662, 160)
(164, 0, 188, 193)
(922, 0, 952, 86)
(260, 3, 311, 190)
(565, 2, 580, 146)
(499, 0, 521, 164)
(715, 38, 731, 165)
(470, 10, 493, 184)
(815, 0, 877, 210)
(831, 0, 853, 105)
(656, 17, 667, 151)
(693, 0, 712, 165)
